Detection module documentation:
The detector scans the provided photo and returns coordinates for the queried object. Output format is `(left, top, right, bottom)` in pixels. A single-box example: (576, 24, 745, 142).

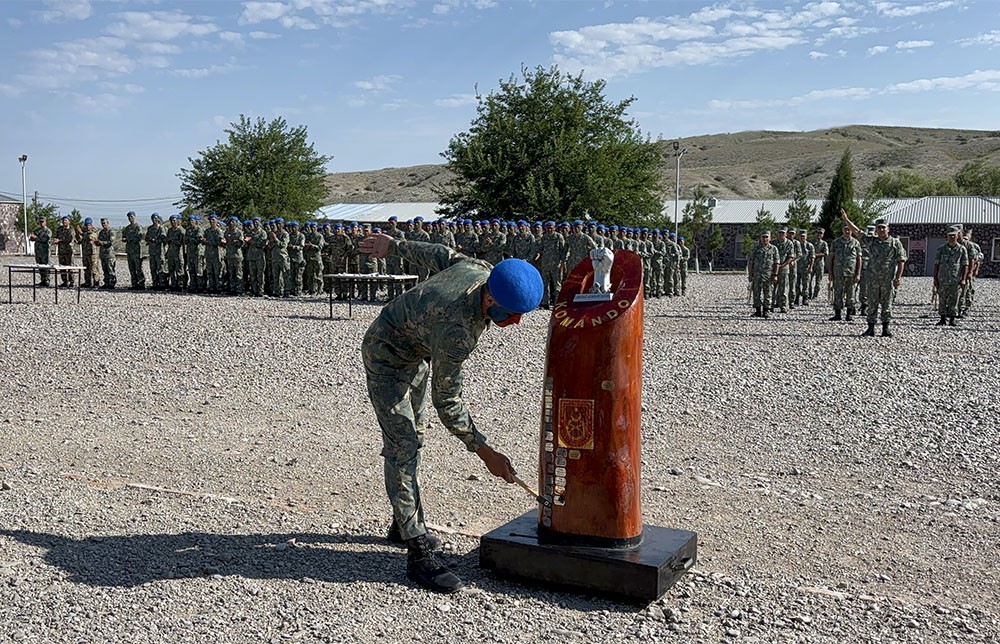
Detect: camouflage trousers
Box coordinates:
(795, 268, 810, 301)
(100, 255, 117, 287)
(865, 277, 895, 324)
(751, 275, 773, 311)
(166, 254, 184, 289)
(204, 253, 222, 292)
(247, 257, 265, 296)
(810, 264, 825, 298)
(679, 266, 686, 295)
(303, 257, 322, 294)
(226, 255, 243, 294)
(649, 259, 663, 296)
(58, 252, 75, 286)
(363, 343, 431, 542)
(958, 278, 974, 315)
(148, 248, 164, 288)
(126, 250, 144, 288)
(773, 269, 790, 308)
(662, 263, 675, 296)
(832, 275, 855, 312)
(81, 253, 101, 287)
(271, 257, 289, 296)
(540, 264, 562, 307)
(938, 280, 961, 318)
(286, 260, 304, 296)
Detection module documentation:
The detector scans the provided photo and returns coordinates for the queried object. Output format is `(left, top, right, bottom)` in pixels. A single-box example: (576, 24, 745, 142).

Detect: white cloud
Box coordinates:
(708, 86, 872, 111)
(35, 0, 93, 23)
(105, 10, 219, 42)
(885, 69, 1000, 93)
(896, 40, 934, 49)
(432, 0, 497, 15)
(249, 31, 281, 39)
(138, 42, 182, 55)
(172, 60, 243, 79)
(240, 0, 413, 29)
(0, 83, 22, 97)
(213, 115, 229, 128)
(68, 91, 130, 115)
(20, 36, 134, 90)
(868, 45, 890, 55)
(959, 30, 1000, 48)
(354, 74, 402, 93)
(240, 2, 291, 24)
(219, 31, 245, 43)
(8, 17, 23, 28)
(809, 51, 828, 59)
(280, 15, 318, 30)
(434, 93, 477, 107)
(873, 1, 957, 18)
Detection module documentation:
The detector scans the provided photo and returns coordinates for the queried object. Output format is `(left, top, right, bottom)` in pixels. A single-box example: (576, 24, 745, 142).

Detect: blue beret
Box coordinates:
(609, 225, 618, 231)
(488, 259, 543, 314)
(169, 214, 179, 221)
(572, 219, 582, 226)
(208, 213, 217, 219)
(252, 217, 261, 222)
(84, 217, 93, 225)
(242, 220, 251, 226)
(351, 221, 359, 226)
(151, 212, 161, 220)
(668, 232, 676, 238)
(333, 224, 342, 229)
(415, 216, 424, 222)
(275, 217, 284, 224)
(388, 216, 398, 222)
(544, 221, 555, 227)
(190, 215, 200, 221)
(679, 236, 685, 241)
(127, 211, 136, 216)
(597, 225, 606, 231)
(406, 219, 413, 224)
(229, 216, 239, 222)
(287, 221, 298, 226)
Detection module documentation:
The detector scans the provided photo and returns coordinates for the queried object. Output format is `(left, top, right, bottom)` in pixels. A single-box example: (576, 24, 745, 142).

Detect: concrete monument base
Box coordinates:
(479, 511, 697, 603)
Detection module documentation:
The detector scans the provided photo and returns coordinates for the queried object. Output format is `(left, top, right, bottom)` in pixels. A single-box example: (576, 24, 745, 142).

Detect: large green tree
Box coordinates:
(870, 168, 957, 197)
(818, 149, 859, 236)
(955, 160, 1000, 196)
(438, 65, 663, 226)
(178, 115, 331, 221)
(784, 181, 816, 231)
(742, 204, 776, 258)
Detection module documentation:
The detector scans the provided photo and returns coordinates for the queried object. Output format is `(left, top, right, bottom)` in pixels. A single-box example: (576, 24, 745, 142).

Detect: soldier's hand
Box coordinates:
(476, 445, 517, 483)
(359, 233, 392, 259)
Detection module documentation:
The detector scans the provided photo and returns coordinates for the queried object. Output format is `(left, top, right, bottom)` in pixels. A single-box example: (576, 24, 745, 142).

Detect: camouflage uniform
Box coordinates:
(327, 228, 353, 299)
(956, 233, 978, 317)
(795, 235, 815, 305)
(268, 222, 290, 297)
(97, 222, 117, 288)
(650, 233, 666, 297)
(385, 222, 408, 297)
(748, 239, 779, 315)
(509, 229, 537, 262)
(165, 220, 186, 290)
(286, 224, 305, 296)
(75, 222, 102, 288)
(303, 224, 324, 295)
(30, 222, 52, 285)
(772, 233, 794, 311)
(223, 220, 245, 295)
(145, 217, 166, 289)
(184, 219, 204, 292)
(864, 233, 907, 329)
(810, 233, 828, 299)
(934, 239, 968, 321)
(122, 216, 145, 289)
(829, 234, 861, 318)
(537, 227, 566, 308)
(245, 222, 268, 297)
(662, 236, 679, 296)
(362, 240, 492, 542)
(786, 236, 801, 308)
(564, 230, 597, 273)
(54, 221, 76, 286)
(202, 219, 224, 293)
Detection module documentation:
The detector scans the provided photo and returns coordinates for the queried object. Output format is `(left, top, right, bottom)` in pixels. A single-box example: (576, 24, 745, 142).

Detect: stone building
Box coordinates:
(0, 192, 25, 255)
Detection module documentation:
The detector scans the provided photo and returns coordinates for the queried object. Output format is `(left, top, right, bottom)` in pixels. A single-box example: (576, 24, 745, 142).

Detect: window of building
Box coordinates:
(734, 235, 749, 261)
(992, 237, 1000, 262)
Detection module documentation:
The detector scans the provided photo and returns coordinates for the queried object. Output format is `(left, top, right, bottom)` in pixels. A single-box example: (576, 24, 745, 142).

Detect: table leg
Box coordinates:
(54, 271, 59, 304)
(7, 267, 11, 304)
(348, 279, 353, 318)
(76, 272, 81, 304)
(32, 269, 37, 302)
(329, 284, 333, 319)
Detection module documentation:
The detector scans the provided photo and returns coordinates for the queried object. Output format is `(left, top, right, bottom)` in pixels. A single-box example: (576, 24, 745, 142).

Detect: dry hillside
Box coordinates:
(323, 125, 1000, 204)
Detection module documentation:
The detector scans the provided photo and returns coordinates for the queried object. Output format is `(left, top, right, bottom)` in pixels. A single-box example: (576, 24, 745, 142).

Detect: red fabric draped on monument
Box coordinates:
(537, 250, 644, 548)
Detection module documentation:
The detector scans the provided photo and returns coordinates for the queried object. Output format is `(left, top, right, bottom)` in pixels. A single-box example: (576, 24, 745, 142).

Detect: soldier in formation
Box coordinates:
(29, 216, 51, 286)
(828, 218, 861, 322)
(122, 210, 145, 289)
(75, 217, 102, 288)
(933, 225, 969, 327)
(842, 212, 907, 337)
(53, 215, 76, 286)
(96, 218, 117, 289)
(747, 231, 778, 318)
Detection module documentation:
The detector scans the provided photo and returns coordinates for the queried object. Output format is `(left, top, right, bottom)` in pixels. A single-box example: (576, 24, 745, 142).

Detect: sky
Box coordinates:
(1, 0, 998, 225)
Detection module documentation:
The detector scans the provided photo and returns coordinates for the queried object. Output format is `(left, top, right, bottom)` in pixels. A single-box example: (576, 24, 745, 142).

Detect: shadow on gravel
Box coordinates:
(0, 529, 409, 588)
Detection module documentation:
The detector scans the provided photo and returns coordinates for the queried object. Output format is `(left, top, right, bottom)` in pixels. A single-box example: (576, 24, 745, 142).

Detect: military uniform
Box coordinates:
(829, 233, 861, 320)
(267, 221, 290, 297)
(145, 215, 166, 289)
(863, 221, 907, 336)
(202, 217, 225, 293)
(30, 221, 52, 285)
(165, 218, 186, 290)
(537, 226, 566, 308)
(97, 220, 117, 288)
(748, 238, 779, 316)
(286, 222, 305, 296)
(303, 224, 324, 295)
(795, 233, 814, 305)
(184, 217, 204, 292)
(245, 221, 268, 297)
(772, 232, 794, 312)
(934, 232, 968, 324)
(54, 220, 76, 286)
(122, 213, 145, 289)
(810, 233, 828, 298)
(223, 219, 245, 295)
(564, 228, 597, 274)
(75, 220, 102, 288)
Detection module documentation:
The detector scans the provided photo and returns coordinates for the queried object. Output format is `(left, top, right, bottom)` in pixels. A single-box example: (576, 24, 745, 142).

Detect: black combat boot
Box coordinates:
(859, 304, 867, 316)
(406, 535, 464, 593)
(830, 310, 842, 321)
(881, 322, 892, 337)
(861, 323, 876, 337)
(936, 316, 947, 326)
(387, 521, 441, 551)
(845, 311, 853, 322)
(752, 307, 761, 318)
(762, 309, 769, 319)
(948, 317, 957, 327)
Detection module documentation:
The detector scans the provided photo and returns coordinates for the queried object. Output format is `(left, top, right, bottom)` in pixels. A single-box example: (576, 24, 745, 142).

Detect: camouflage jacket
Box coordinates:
(122, 223, 144, 253)
(224, 227, 244, 259)
(748, 242, 779, 277)
(565, 232, 597, 269)
(829, 236, 861, 277)
(54, 225, 75, 256)
(935, 243, 968, 283)
(363, 240, 491, 452)
(165, 226, 185, 258)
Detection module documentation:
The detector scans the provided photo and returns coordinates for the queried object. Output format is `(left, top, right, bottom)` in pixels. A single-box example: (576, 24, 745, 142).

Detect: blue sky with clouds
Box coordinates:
(1, 0, 998, 222)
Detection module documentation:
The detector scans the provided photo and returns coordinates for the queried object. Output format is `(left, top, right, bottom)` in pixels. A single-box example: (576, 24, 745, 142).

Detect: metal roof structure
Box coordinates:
(316, 196, 1000, 226)
(0, 192, 21, 203)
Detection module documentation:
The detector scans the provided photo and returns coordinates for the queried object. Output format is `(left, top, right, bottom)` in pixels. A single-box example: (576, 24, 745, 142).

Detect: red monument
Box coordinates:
(480, 249, 697, 602)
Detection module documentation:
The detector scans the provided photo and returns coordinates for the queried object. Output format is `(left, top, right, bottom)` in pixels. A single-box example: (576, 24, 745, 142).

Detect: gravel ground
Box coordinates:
(1, 257, 998, 644)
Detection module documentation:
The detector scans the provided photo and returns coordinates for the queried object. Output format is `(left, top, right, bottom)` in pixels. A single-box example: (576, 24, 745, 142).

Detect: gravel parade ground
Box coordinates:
(1, 257, 998, 643)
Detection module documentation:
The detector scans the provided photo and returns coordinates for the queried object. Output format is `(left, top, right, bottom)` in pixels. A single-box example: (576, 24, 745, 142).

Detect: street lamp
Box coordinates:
(672, 141, 686, 237)
(18, 155, 28, 255)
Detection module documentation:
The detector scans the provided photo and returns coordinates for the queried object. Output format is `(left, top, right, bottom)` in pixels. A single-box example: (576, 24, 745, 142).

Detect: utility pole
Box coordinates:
(18, 155, 28, 255)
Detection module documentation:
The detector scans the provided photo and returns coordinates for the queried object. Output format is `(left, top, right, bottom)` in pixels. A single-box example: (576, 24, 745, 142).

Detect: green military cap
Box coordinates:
(873, 217, 887, 227)
(947, 225, 962, 235)
(799, 229, 808, 235)
(778, 227, 788, 233)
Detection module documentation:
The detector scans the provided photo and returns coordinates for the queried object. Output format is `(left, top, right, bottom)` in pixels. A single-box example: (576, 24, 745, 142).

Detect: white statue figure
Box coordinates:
(589, 246, 615, 294)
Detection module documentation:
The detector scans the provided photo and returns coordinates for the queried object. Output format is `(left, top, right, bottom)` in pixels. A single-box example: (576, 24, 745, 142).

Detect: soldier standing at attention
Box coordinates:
(165, 215, 186, 291)
(29, 216, 52, 286)
(184, 215, 204, 293)
(223, 216, 245, 295)
(51, 215, 76, 287)
(678, 236, 690, 296)
(384, 216, 407, 298)
(326, 224, 353, 300)
(795, 229, 814, 306)
(302, 222, 324, 295)
(772, 228, 794, 313)
(245, 218, 268, 297)
(145, 213, 166, 290)
(122, 210, 145, 290)
(267, 218, 290, 298)
(202, 214, 224, 294)
(843, 213, 906, 337)
(828, 219, 861, 322)
(810, 228, 828, 299)
(359, 232, 542, 594)
(510, 220, 537, 262)
(857, 224, 875, 316)
(75, 217, 102, 288)
(786, 229, 801, 309)
(933, 225, 969, 327)
(748, 231, 779, 318)
(96, 218, 117, 289)
(286, 220, 305, 296)
(564, 220, 597, 274)
(955, 226, 979, 318)
(537, 221, 566, 309)
(662, 232, 678, 297)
